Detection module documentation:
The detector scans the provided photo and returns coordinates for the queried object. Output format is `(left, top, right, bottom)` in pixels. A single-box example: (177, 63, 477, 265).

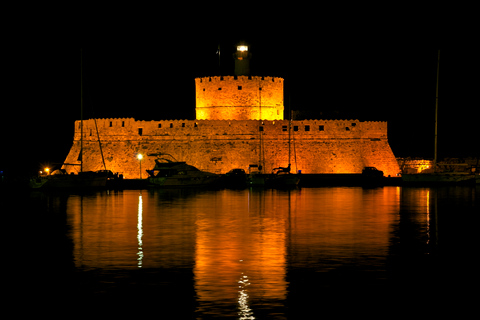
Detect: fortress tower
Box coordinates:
(62, 44, 401, 179)
(196, 45, 284, 120)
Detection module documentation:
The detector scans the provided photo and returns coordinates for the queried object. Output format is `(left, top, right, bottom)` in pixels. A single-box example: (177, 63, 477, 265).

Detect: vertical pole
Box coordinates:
(289, 110, 292, 168)
(434, 50, 440, 172)
(80, 48, 83, 173)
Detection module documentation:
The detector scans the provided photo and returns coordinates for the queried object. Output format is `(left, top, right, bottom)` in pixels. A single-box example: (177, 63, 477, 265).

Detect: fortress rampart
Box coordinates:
(62, 118, 400, 179)
(195, 76, 284, 120)
(62, 45, 400, 179)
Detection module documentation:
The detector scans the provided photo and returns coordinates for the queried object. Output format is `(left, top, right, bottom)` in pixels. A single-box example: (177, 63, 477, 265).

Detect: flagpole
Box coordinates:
(217, 44, 221, 69)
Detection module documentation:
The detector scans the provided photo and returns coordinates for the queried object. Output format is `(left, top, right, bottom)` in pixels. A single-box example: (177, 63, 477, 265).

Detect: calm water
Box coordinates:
(6, 186, 478, 318)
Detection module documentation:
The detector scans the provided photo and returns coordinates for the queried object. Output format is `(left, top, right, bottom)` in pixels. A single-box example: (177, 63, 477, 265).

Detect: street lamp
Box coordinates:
(137, 154, 143, 179)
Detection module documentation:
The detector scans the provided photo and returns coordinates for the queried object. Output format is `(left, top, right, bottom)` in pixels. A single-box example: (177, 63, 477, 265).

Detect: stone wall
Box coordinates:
(195, 76, 284, 120)
(62, 118, 400, 178)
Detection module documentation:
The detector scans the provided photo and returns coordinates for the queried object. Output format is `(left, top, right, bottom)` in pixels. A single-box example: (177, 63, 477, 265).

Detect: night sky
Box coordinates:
(1, 25, 477, 176)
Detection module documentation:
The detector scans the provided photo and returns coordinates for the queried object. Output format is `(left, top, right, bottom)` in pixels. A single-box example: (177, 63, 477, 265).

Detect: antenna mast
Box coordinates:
(80, 49, 84, 173)
(434, 50, 440, 171)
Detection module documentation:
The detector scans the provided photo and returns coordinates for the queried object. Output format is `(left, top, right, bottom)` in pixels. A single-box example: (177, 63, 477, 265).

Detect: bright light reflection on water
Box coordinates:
(13, 186, 478, 318)
(137, 192, 143, 268)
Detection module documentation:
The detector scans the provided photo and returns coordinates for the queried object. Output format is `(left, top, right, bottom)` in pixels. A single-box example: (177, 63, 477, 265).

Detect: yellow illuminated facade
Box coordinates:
(195, 76, 284, 120)
(62, 44, 401, 178)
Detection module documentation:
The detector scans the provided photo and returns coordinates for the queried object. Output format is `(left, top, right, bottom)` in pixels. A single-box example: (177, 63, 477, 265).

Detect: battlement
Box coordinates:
(195, 75, 284, 120)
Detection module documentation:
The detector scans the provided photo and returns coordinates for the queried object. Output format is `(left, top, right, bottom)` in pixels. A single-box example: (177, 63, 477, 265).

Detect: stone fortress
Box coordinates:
(62, 44, 400, 179)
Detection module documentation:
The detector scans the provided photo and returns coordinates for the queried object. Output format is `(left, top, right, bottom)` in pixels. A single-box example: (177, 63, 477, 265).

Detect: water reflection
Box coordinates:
(238, 270, 254, 320)
(17, 186, 478, 318)
(194, 189, 289, 318)
(137, 192, 143, 268)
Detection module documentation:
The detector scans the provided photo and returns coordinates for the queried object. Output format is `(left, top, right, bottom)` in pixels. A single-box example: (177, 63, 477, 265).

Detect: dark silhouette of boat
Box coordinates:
(146, 158, 220, 188)
(222, 168, 248, 188)
(29, 169, 109, 189)
(401, 50, 476, 185)
(29, 50, 109, 190)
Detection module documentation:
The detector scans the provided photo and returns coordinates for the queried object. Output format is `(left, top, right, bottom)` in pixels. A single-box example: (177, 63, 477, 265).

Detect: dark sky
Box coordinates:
(1, 25, 477, 175)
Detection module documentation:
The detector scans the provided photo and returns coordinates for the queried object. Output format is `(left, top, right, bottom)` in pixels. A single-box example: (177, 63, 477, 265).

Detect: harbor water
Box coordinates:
(5, 186, 478, 318)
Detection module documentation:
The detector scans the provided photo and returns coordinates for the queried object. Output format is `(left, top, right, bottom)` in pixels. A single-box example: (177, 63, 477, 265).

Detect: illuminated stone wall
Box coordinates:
(195, 76, 284, 120)
(62, 118, 400, 178)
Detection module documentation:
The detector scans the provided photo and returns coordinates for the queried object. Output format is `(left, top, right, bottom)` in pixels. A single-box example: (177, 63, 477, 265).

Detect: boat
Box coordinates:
(146, 157, 220, 188)
(29, 50, 109, 190)
(267, 164, 300, 187)
(401, 50, 476, 185)
(401, 172, 475, 185)
(222, 168, 248, 188)
(247, 164, 266, 186)
(29, 169, 110, 189)
(247, 109, 301, 188)
(361, 166, 384, 185)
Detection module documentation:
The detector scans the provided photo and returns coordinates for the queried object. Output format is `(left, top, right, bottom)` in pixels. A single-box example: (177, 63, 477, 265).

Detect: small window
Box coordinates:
(138, 128, 143, 136)
(305, 125, 310, 131)
(122, 121, 125, 127)
(351, 123, 356, 127)
(293, 126, 299, 131)
(158, 123, 162, 128)
(319, 125, 324, 131)
(194, 122, 198, 128)
(218, 87, 222, 90)
(238, 86, 242, 90)
(282, 125, 288, 132)
(182, 123, 185, 127)
(169, 123, 173, 128)
(203, 88, 205, 91)
(259, 126, 264, 132)
(109, 121, 113, 127)
(346, 127, 350, 131)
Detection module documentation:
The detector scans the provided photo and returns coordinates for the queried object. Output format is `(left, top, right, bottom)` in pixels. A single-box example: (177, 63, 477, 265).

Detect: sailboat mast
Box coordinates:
(289, 110, 292, 167)
(80, 49, 84, 173)
(434, 50, 440, 171)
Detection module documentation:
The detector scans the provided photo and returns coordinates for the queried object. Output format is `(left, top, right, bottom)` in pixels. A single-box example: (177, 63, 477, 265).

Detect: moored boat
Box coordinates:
(222, 168, 248, 188)
(400, 50, 476, 186)
(146, 158, 220, 188)
(401, 172, 476, 185)
(29, 169, 109, 189)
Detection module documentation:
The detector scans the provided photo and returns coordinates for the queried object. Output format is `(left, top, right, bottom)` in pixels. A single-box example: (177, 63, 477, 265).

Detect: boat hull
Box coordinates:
(401, 173, 475, 185)
(29, 172, 109, 189)
(248, 173, 300, 188)
(147, 175, 220, 188)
